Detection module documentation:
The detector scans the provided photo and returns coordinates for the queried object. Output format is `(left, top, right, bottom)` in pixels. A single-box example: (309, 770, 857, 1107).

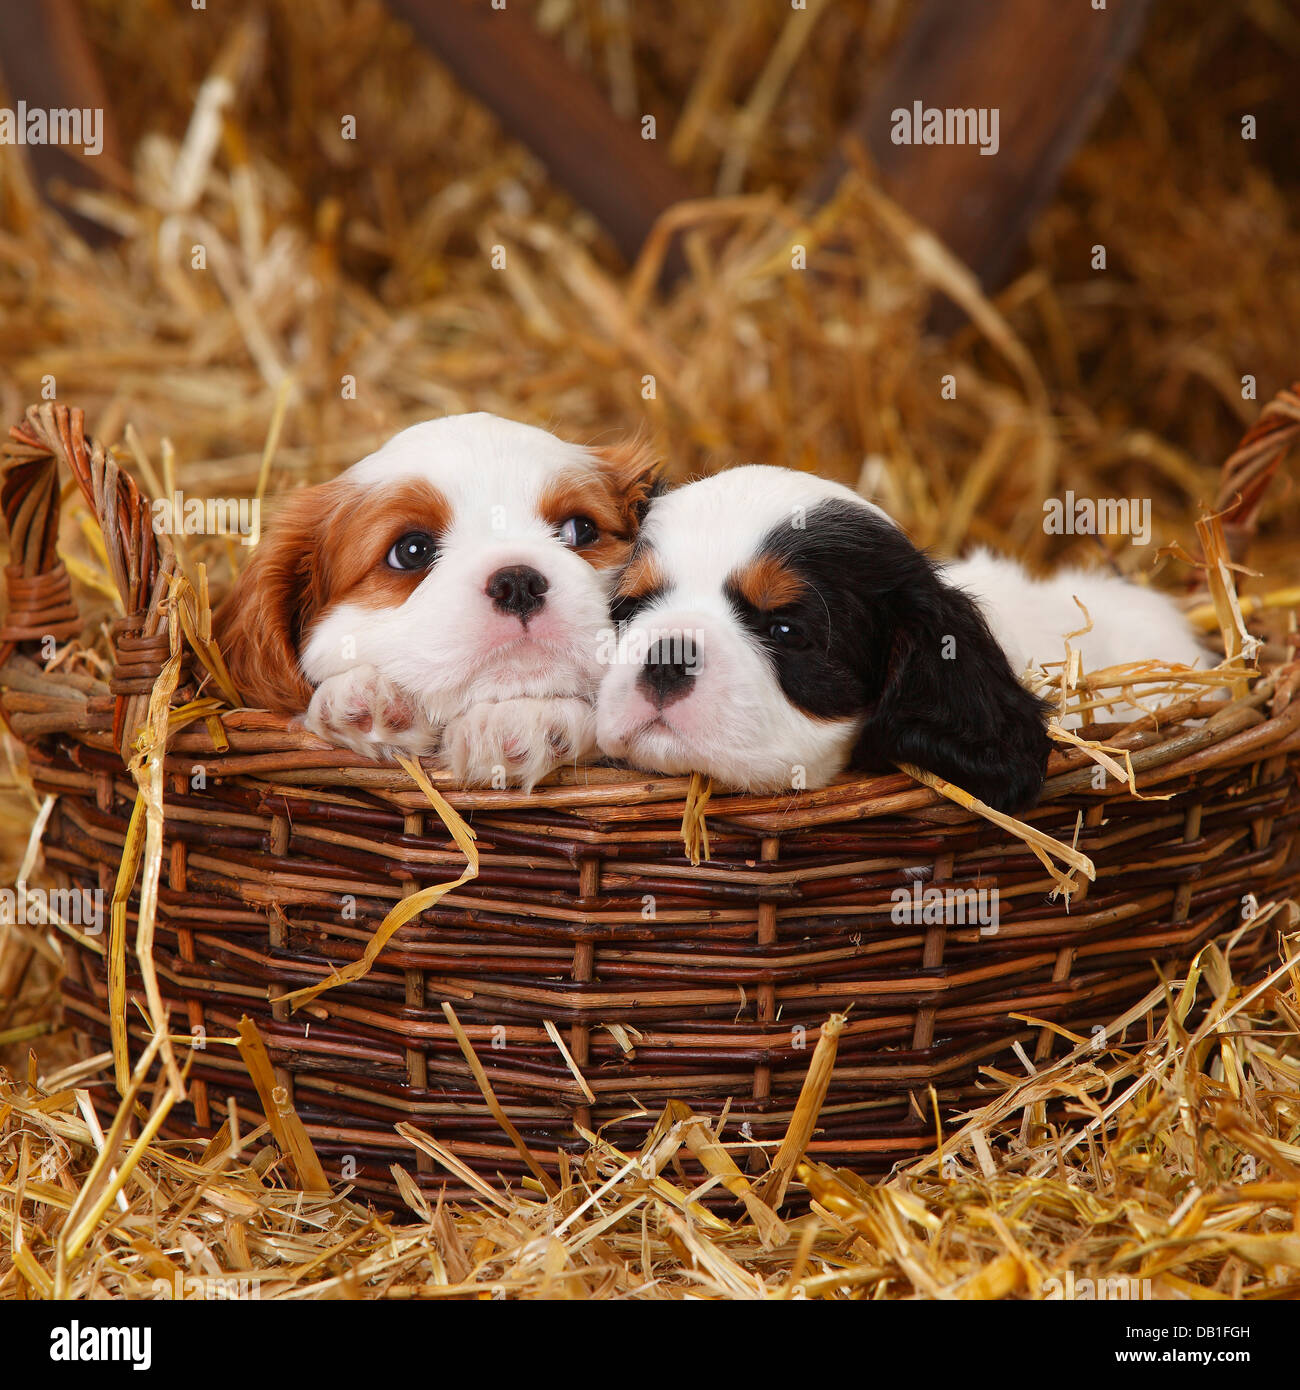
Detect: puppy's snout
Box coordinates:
(637, 637, 698, 708)
(486, 565, 548, 621)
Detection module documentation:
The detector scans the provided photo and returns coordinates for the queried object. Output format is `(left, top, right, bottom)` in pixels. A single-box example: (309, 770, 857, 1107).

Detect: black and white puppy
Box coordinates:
(595, 466, 1206, 813)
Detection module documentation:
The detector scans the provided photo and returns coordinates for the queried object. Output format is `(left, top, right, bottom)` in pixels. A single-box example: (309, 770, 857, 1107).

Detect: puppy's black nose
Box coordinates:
(486, 565, 548, 620)
(637, 638, 697, 708)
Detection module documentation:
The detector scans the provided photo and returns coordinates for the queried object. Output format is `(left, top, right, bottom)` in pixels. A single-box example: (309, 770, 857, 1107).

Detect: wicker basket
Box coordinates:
(3, 400, 1299, 1210)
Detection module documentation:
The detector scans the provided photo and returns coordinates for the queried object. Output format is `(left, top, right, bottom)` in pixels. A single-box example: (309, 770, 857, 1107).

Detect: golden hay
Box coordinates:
(2, 0, 1300, 1299)
(0, 0, 1294, 577)
(3, 922, 1299, 1299)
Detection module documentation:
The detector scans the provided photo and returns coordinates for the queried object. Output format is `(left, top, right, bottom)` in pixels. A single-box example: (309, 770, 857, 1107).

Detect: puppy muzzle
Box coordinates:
(635, 635, 700, 709)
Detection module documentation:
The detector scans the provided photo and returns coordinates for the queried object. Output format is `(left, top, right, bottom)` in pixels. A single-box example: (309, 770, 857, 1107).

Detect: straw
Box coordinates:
(2, 929, 1298, 1297)
(234, 1015, 330, 1194)
(897, 762, 1096, 895)
(275, 754, 478, 1009)
(2, 0, 1299, 1305)
(680, 772, 713, 865)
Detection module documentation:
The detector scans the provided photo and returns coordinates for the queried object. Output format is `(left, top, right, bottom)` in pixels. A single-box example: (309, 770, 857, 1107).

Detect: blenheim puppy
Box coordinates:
(216, 413, 656, 788)
(596, 466, 1207, 813)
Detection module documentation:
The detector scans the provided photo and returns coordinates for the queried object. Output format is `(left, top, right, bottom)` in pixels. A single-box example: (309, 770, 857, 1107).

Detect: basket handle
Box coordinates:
(0, 402, 178, 749)
(1212, 381, 1300, 566)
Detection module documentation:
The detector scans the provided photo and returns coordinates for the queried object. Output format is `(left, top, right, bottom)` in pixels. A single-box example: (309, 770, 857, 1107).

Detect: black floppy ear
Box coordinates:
(849, 548, 1052, 815)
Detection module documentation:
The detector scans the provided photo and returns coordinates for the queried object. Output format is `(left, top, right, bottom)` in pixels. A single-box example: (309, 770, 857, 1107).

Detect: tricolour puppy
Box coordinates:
(216, 413, 656, 788)
(596, 466, 1207, 813)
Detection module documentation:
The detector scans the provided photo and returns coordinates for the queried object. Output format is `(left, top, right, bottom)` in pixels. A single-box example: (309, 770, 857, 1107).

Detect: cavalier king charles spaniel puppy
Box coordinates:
(596, 466, 1207, 813)
(216, 413, 657, 788)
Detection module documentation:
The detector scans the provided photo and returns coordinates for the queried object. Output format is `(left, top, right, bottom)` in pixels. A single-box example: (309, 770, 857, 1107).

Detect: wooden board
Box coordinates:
(806, 0, 1154, 293)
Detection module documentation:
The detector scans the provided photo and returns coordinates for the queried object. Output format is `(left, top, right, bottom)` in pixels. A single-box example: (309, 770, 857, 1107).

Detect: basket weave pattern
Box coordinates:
(4, 402, 1299, 1207)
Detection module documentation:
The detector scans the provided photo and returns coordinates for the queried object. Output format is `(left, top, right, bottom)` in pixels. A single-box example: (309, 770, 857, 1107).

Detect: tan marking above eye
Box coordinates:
(323, 478, 452, 607)
(540, 466, 640, 571)
(539, 469, 625, 534)
(731, 553, 805, 611)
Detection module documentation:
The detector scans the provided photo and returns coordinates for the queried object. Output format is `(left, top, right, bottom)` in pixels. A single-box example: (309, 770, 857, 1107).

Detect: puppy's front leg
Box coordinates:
(443, 696, 597, 791)
(304, 665, 439, 760)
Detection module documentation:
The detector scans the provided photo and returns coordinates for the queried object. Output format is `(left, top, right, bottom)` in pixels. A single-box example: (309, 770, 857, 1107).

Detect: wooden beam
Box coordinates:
(385, 0, 695, 268)
(0, 0, 125, 241)
(808, 0, 1153, 295)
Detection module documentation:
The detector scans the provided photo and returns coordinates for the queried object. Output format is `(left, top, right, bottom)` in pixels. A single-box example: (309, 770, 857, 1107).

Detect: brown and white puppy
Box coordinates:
(216, 413, 656, 788)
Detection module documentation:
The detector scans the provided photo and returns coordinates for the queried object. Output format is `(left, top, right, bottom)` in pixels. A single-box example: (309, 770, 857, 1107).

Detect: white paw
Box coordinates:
(444, 697, 597, 791)
(304, 665, 437, 760)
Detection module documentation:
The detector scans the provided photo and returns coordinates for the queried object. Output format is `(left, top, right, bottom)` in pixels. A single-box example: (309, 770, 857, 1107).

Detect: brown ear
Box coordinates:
(213, 482, 347, 712)
(587, 437, 663, 535)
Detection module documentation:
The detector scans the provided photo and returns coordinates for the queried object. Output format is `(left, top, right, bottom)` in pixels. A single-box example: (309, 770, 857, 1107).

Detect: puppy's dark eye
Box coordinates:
(386, 532, 437, 570)
(769, 619, 809, 650)
(558, 516, 600, 549)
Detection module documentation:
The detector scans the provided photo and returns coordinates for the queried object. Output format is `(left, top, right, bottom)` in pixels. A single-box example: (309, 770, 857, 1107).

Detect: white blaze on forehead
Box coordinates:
(641, 464, 893, 596)
(345, 412, 600, 541)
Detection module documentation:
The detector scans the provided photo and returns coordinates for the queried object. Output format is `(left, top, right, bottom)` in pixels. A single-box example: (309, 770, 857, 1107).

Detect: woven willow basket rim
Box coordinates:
(2, 394, 1298, 812)
(2, 395, 1299, 1211)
